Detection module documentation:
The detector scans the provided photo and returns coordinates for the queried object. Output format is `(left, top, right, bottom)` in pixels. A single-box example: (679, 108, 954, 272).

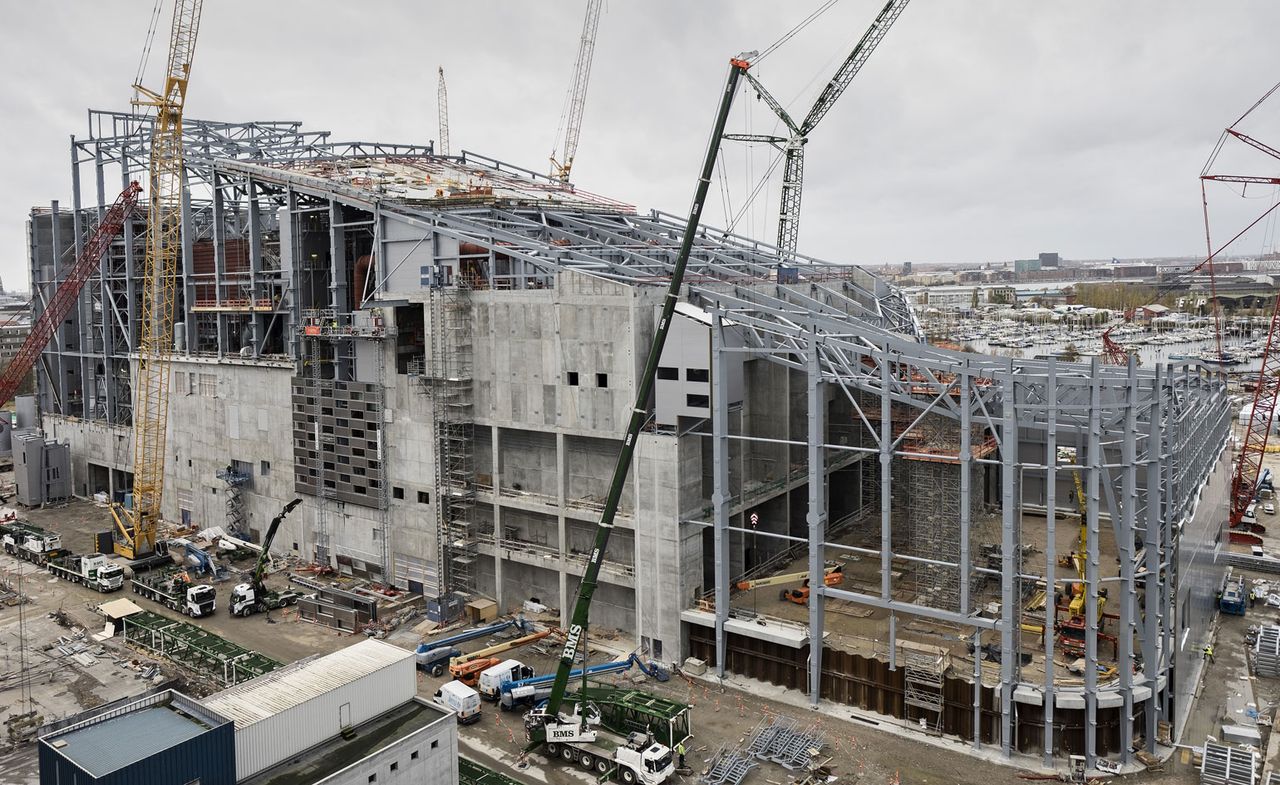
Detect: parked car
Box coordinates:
(1266, 502, 1276, 515)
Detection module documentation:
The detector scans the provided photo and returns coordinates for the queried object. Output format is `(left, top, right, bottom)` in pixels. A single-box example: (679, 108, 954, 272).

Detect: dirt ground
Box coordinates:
(5, 494, 1213, 785)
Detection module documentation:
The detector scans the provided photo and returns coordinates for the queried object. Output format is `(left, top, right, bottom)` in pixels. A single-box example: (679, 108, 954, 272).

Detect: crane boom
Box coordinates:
(115, 0, 204, 560)
(738, 0, 911, 262)
(541, 54, 752, 723)
(437, 66, 450, 157)
(0, 183, 141, 410)
(248, 498, 302, 590)
(550, 0, 603, 183)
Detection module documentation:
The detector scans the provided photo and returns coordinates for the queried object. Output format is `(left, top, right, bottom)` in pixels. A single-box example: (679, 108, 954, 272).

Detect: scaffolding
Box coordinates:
(901, 647, 946, 731)
(422, 282, 476, 598)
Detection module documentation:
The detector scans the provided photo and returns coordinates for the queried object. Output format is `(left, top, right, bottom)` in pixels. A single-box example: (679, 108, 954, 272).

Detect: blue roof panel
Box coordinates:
(54, 706, 210, 777)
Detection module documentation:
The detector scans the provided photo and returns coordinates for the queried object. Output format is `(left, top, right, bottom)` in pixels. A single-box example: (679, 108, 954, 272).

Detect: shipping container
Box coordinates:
(201, 638, 416, 781)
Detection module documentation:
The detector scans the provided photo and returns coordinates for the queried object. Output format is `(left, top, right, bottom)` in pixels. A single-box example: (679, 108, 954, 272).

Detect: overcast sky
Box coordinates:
(2, 1, 1279, 291)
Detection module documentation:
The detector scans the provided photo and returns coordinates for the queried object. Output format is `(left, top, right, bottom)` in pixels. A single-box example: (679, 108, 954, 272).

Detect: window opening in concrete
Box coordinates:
(393, 486, 405, 500)
(687, 368, 709, 383)
(411, 750, 419, 760)
(418, 491, 429, 504)
(657, 366, 678, 380)
(567, 371, 579, 386)
(261, 460, 270, 475)
(596, 373, 608, 388)
(687, 393, 709, 408)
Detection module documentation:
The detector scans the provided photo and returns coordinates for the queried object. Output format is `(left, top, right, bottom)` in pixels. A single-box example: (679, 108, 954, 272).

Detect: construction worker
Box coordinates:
(1204, 643, 1214, 663)
(675, 740, 686, 769)
(1252, 588, 1259, 608)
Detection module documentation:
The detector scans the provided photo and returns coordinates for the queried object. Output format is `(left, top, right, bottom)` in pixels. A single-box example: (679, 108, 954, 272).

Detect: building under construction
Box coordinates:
(27, 111, 1232, 767)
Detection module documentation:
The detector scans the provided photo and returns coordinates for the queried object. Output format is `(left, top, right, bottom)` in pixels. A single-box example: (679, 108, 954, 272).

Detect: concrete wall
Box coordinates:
(303, 699, 458, 785)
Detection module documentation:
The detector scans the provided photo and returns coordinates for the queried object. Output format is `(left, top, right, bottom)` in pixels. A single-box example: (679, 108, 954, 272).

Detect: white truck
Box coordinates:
(477, 658, 535, 702)
(47, 554, 124, 592)
(132, 571, 217, 617)
(538, 710, 675, 785)
(1, 522, 67, 565)
(434, 680, 482, 725)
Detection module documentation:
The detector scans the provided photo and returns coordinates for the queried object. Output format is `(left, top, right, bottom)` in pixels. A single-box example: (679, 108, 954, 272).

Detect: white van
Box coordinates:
(476, 658, 535, 701)
(434, 680, 482, 724)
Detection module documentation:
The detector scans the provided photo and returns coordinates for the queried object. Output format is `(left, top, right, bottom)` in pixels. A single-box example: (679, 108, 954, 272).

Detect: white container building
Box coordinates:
(201, 638, 416, 781)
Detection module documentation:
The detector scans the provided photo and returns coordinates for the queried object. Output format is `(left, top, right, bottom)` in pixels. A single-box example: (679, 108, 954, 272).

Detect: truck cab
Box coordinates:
(187, 584, 216, 617)
(616, 732, 676, 785)
(477, 659, 535, 701)
(84, 555, 125, 590)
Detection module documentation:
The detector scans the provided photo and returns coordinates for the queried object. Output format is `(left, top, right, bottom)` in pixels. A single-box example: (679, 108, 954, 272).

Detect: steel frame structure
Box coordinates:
(700, 294, 1229, 767)
(31, 111, 1231, 766)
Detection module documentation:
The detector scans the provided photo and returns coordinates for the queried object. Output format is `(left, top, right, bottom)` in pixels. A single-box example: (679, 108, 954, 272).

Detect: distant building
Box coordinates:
(1113, 264, 1157, 279)
(902, 261, 912, 275)
(1039, 252, 1060, 268)
(986, 286, 1016, 305)
(1014, 258, 1042, 274)
(1135, 304, 1171, 322)
(921, 286, 978, 311)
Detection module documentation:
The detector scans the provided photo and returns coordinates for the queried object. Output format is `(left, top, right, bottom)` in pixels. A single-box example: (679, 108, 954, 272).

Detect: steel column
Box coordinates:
(712, 312, 731, 678)
(806, 328, 826, 703)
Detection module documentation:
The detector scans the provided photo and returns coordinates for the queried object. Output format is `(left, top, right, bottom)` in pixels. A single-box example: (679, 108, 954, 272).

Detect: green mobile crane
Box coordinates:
(230, 498, 303, 617)
(522, 53, 753, 784)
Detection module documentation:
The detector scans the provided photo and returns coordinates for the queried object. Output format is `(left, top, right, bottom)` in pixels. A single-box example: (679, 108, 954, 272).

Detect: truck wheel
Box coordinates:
(430, 664, 444, 677)
(620, 767, 637, 784)
(560, 747, 575, 762)
(579, 752, 594, 770)
(594, 757, 610, 775)
(545, 743, 559, 757)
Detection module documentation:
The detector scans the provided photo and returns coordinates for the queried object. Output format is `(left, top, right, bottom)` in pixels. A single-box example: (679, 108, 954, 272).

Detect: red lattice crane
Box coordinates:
(0, 182, 142, 409)
(1201, 82, 1280, 529)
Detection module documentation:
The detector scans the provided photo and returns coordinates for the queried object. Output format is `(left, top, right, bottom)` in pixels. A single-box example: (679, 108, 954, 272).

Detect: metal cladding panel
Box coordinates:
(201, 639, 416, 780)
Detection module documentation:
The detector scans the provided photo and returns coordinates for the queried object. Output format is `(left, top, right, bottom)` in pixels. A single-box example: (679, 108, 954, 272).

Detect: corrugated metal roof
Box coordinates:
(202, 639, 413, 729)
(53, 706, 209, 777)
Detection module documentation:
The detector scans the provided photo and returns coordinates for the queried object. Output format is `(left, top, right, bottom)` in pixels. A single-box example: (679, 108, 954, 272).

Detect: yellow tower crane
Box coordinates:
(112, 0, 204, 560)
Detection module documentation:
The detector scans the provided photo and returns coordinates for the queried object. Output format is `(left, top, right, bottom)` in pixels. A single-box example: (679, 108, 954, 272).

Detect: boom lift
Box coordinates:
(448, 629, 553, 686)
(0, 183, 141, 410)
(726, 0, 911, 261)
(229, 498, 303, 616)
(524, 52, 752, 785)
(549, 0, 603, 183)
(415, 616, 532, 676)
(735, 564, 842, 604)
(113, 0, 204, 560)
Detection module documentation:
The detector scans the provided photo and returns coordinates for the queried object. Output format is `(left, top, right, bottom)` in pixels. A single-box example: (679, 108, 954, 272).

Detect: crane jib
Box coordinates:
(541, 56, 749, 722)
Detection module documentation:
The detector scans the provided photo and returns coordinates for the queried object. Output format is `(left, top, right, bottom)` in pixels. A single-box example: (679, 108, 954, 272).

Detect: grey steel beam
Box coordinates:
(999, 369, 1017, 756)
(1043, 359, 1057, 766)
(806, 328, 826, 704)
(1084, 360, 1102, 766)
(712, 312, 731, 679)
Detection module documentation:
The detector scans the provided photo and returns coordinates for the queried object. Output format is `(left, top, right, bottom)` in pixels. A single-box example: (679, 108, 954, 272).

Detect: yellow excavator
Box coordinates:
(735, 564, 843, 605)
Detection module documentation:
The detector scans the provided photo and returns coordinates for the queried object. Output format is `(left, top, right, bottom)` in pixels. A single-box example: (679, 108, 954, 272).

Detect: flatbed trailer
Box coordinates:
(47, 553, 124, 592)
(132, 570, 216, 617)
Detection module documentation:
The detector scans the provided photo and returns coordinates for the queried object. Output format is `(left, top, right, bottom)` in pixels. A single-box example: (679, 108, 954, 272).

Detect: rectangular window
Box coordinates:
(686, 368, 709, 383)
(431, 740, 439, 750)
(567, 371, 579, 386)
(393, 486, 405, 500)
(260, 460, 271, 476)
(199, 373, 217, 397)
(390, 762, 399, 772)
(686, 394, 709, 408)
(411, 751, 420, 760)
(657, 366, 679, 380)
(596, 373, 608, 388)
(418, 491, 429, 504)
(368, 776, 377, 784)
